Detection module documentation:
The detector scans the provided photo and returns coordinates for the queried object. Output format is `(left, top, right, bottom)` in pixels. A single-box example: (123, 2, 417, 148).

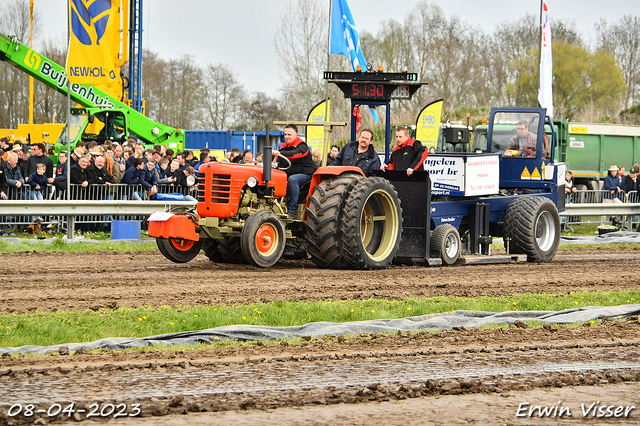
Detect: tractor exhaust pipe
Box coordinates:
(263, 125, 272, 195)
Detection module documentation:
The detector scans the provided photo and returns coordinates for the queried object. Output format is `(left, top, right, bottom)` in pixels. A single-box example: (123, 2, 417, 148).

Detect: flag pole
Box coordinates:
(321, 0, 332, 167)
(537, 0, 543, 106)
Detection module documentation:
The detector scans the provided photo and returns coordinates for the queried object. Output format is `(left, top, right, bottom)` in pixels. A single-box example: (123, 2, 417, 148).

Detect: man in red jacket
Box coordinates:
(380, 126, 428, 176)
(273, 124, 316, 218)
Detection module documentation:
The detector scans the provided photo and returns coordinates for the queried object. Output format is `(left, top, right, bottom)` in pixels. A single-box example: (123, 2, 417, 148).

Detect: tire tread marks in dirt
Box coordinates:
(340, 177, 403, 270)
(305, 174, 361, 269)
(503, 196, 560, 262)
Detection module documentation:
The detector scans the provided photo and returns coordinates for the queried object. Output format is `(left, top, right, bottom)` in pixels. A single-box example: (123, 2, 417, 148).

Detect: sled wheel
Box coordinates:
(241, 210, 286, 267)
(431, 224, 461, 265)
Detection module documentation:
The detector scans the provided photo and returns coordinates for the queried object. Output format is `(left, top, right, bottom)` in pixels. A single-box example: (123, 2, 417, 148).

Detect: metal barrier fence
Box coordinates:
(0, 183, 196, 234)
(563, 190, 639, 230)
(0, 186, 638, 235)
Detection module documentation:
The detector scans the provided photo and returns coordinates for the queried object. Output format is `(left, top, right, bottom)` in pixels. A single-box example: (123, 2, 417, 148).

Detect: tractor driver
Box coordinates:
(380, 126, 428, 176)
(508, 120, 537, 158)
(273, 124, 316, 219)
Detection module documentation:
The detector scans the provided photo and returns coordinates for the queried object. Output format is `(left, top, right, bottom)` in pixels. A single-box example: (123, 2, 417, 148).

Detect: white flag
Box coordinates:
(538, 0, 553, 118)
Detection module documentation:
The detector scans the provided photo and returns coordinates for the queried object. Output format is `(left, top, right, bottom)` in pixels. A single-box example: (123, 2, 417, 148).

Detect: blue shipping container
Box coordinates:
(185, 130, 284, 153)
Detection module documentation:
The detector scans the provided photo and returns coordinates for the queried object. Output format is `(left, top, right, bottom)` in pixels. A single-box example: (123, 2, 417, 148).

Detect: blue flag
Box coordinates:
(330, 0, 378, 123)
(330, 0, 367, 72)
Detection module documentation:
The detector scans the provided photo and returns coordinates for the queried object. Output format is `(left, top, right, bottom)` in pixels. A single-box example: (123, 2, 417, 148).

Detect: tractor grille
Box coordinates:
(198, 173, 232, 204)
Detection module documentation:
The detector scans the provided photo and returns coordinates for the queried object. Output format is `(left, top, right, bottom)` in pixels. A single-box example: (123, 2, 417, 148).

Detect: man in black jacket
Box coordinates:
(380, 126, 428, 176)
(273, 124, 316, 218)
(332, 129, 380, 177)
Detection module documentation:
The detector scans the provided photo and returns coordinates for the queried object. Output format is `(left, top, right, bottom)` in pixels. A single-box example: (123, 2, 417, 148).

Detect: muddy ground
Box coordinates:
(0, 247, 639, 425)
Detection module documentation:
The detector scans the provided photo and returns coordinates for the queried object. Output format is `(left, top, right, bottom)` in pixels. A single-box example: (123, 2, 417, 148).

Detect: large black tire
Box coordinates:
(305, 173, 361, 268)
(503, 196, 560, 263)
(430, 224, 461, 265)
(217, 236, 244, 263)
(339, 177, 402, 270)
(155, 206, 202, 263)
(240, 210, 286, 267)
(202, 239, 223, 263)
(156, 237, 203, 263)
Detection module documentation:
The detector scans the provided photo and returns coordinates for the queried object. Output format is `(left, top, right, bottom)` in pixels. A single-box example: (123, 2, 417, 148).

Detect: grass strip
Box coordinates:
(0, 238, 156, 253)
(0, 290, 638, 348)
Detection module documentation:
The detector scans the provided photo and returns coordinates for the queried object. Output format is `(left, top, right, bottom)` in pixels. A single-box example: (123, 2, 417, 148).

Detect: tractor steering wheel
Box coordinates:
(272, 153, 292, 171)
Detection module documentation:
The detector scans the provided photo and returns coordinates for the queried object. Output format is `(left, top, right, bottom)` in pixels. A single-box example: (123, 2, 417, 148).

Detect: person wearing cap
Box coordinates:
(152, 150, 162, 165)
(70, 147, 84, 168)
(623, 166, 639, 199)
(604, 165, 624, 201)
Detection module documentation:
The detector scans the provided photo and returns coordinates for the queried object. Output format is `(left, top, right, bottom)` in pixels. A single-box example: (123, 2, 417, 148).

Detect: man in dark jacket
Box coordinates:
(87, 156, 113, 188)
(2, 152, 24, 199)
(0, 158, 7, 200)
(623, 166, 639, 199)
(273, 124, 316, 218)
(25, 143, 54, 180)
(332, 129, 380, 177)
(50, 151, 68, 198)
(70, 156, 93, 196)
(380, 126, 428, 176)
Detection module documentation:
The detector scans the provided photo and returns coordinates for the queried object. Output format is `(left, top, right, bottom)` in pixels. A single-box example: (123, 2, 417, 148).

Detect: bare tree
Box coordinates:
(201, 63, 244, 130)
(0, 0, 42, 127)
(273, 0, 327, 115)
(596, 16, 640, 108)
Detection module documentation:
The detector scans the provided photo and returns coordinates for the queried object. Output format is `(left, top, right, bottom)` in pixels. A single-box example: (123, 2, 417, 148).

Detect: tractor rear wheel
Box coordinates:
(240, 210, 286, 267)
(305, 173, 361, 268)
(217, 236, 244, 263)
(202, 239, 223, 263)
(503, 196, 560, 262)
(431, 224, 461, 265)
(340, 177, 402, 270)
(156, 237, 203, 263)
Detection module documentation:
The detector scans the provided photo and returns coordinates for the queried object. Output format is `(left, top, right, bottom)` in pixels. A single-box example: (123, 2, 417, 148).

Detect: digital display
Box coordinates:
(335, 81, 421, 101)
(350, 83, 391, 100)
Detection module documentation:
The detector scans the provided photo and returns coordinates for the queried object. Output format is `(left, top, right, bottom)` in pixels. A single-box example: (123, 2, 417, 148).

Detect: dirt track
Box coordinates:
(0, 247, 639, 425)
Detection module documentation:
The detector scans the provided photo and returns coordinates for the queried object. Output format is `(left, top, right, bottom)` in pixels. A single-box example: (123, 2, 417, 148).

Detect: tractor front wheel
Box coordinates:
(156, 237, 203, 263)
(240, 210, 286, 267)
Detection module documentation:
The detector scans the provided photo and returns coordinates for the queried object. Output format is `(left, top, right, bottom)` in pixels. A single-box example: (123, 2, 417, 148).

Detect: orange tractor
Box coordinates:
(149, 147, 403, 269)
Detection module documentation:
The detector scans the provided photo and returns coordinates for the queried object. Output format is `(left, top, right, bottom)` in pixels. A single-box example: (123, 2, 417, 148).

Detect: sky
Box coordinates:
(10, 0, 640, 98)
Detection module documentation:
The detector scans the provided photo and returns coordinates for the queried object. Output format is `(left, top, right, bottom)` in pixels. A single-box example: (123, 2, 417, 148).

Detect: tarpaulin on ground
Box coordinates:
(560, 231, 640, 245)
(2, 305, 639, 355)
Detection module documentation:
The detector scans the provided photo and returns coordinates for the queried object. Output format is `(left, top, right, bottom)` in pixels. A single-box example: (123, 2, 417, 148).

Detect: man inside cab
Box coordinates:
(508, 120, 537, 158)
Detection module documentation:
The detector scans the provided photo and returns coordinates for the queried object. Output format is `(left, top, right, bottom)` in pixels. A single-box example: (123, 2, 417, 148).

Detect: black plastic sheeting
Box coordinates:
(2, 305, 639, 355)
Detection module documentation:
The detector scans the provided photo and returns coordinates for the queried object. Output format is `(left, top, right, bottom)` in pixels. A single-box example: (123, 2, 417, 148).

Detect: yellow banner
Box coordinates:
(66, 0, 119, 86)
(416, 99, 443, 152)
(306, 99, 330, 154)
